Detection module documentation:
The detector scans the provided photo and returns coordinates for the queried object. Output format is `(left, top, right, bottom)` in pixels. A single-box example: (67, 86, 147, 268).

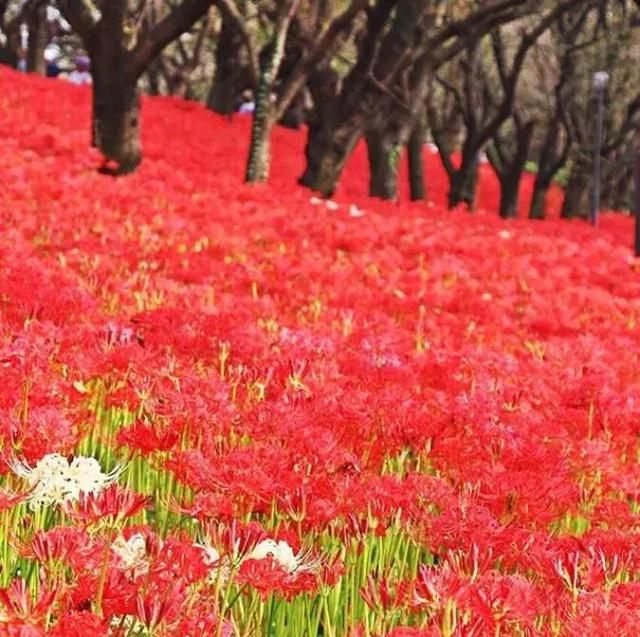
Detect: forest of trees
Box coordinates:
(2, 0, 640, 221)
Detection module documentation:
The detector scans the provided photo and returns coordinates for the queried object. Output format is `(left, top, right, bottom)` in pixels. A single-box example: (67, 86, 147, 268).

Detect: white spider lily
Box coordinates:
(112, 534, 149, 576)
(9, 453, 123, 509)
(197, 542, 220, 567)
(246, 539, 322, 574)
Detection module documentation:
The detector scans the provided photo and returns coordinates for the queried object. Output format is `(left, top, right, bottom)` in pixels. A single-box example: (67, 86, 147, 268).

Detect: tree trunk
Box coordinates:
(26, 4, 47, 75)
(529, 177, 550, 220)
(408, 121, 426, 201)
(208, 12, 247, 115)
(366, 129, 400, 200)
(92, 55, 142, 174)
(498, 120, 535, 219)
(449, 155, 479, 209)
(245, 108, 273, 183)
(0, 28, 20, 68)
(561, 170, 589, 219)
(299, 118, 362, 196)
(499, 177, 520, 219)
(279, 91, 305, 129)
(146, 59, 162, 95)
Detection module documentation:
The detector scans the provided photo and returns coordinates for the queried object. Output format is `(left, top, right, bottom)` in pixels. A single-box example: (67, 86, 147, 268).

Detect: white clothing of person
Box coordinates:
(68, 70, 92, 85)
(239, 101, 255, 114)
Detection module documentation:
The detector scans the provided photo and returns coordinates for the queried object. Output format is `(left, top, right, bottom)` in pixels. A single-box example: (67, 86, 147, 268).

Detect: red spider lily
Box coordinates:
(148, 535, 211, 585)
(0, 622, 45, 637)
(135, 583, 186, 632)
(175, 601, 235, 637)
(236, 558, 317, 600)
(116, 418, 180, 454)
(63, 484, 149, 524)
(2, 66, 640, 635)
(200, 520, 268, 562)
(0, 579, 57, 624)
(0, 489, 28, 512)
(20, 528, 101, 570)
(360, 574, 397, 612)
(48, 611, 108, 637)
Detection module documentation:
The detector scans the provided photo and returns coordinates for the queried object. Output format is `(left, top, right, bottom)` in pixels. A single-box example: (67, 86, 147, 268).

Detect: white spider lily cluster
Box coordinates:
(10, 453, 122, 509)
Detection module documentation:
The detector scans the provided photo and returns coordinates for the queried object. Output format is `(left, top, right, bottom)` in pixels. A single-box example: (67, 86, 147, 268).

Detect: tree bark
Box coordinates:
(0, 24, 20, 68)
(499, 176, 520, 219)
(208, 11, 247, 115)
(496, 119, 535, 219)
(92, 53, 142, 174)
(449, 153, 479, 209)
(244, 1, 301, 183)
(279, 91, 305, 129)
(408, 120, 426, 201)
(529, 177, 550, 220)
(561, 163, 589, 219)
(366, 129, 400, 200)
(299, 117, 362, 196)
(26, 3, 47, 75)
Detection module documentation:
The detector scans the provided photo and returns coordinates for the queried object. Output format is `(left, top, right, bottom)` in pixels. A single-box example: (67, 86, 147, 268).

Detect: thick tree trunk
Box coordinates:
(26, 4, 47, 75)
(299, 118, 362, 196)
(408, 122, 426, 201)
(366, 129, 400, 200)
(0, 28, 20, 68)
(208, 13, 246, 115)
(449, 155, 479, 209)
(279, 92, 305, 130)
(529, 177, 550, 220)
(499, 177, 520, 219)
(92, 56, 142, 174)
(498, 120, 534, 219)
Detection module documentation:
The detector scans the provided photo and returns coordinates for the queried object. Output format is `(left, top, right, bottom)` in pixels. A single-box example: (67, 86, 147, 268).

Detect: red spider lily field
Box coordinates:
(2, 67, 640, 637)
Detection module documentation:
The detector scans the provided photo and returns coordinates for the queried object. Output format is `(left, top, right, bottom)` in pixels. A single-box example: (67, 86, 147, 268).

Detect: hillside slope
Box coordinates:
(1, 68, 640, 635)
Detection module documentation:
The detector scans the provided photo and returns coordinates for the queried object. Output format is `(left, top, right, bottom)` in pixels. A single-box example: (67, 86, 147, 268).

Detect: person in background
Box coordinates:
(68, 55, 91, 85)
(237, 90, 255, 114)
(44, 46, 61, 78)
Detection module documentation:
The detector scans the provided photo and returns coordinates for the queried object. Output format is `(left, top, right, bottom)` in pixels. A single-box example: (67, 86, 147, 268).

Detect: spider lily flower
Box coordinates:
(245, 539, 322, 575)
(195, 542, 227, 584)
(111, 533, 150, 577)
(0, 578, 57, 624)
(196, 542, 220, 568)
(64, 484, 149, 524)
(9, 454, 124, 509)
(0, 488, 28, 512)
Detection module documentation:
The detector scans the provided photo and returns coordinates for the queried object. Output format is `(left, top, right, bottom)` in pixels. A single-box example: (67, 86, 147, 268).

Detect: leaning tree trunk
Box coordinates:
(407, 121, 426, 201)
(299, 117, 362, 197)
(245, 3, 297, 184)
(26, 3, 47, 75)
(245, 59, 276, 182)
(92, 51, 142, 174)
(366, 129, 400, 200)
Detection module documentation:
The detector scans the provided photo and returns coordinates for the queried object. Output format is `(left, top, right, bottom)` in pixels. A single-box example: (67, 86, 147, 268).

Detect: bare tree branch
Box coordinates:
(128, 0, 212, 77)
